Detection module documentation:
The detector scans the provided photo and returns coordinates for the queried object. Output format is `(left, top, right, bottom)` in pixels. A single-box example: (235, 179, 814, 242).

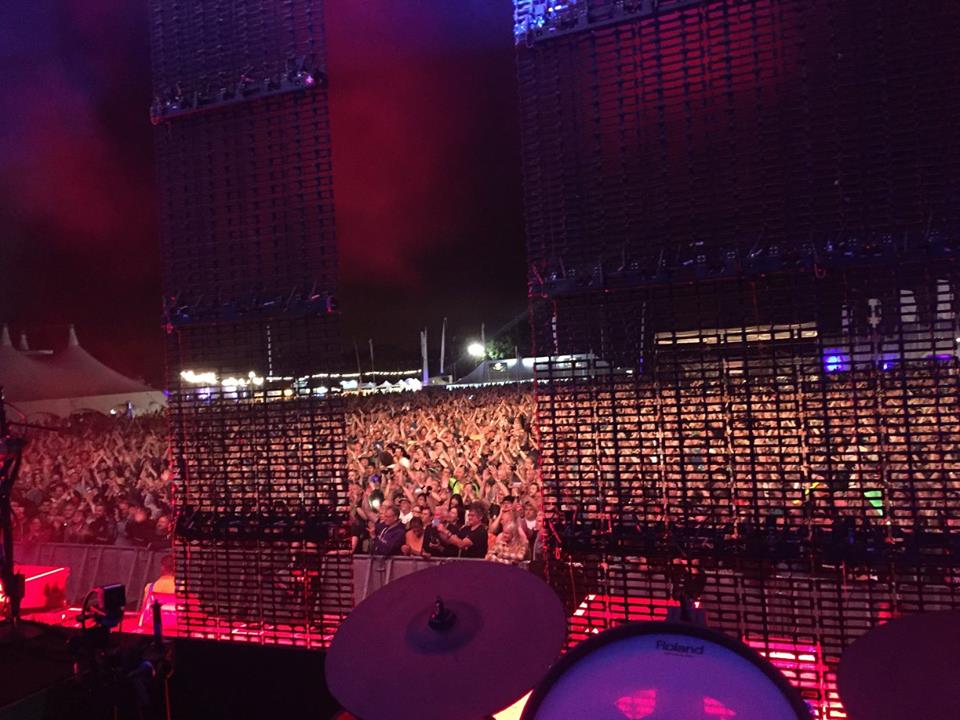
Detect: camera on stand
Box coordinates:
(62, 583, 173, 720)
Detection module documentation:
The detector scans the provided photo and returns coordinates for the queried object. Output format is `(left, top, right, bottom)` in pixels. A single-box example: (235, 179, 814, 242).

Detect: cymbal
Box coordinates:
(837, 610, 960, 720)
(326, 561, 566, 720)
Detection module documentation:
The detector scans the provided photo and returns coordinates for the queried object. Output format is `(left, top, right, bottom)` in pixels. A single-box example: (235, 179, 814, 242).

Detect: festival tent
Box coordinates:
(0, 325, 54, 402)
(3, 325, 166, 417)
(454, 356, 536, 385)
(17, 332, 52, 357)
(453, 354, 615, 386)
(400, 378, 423, 391)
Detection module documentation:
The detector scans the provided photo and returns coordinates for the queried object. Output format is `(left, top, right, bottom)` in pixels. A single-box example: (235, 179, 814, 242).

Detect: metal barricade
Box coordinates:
(351, 555, 529, 607)
(14, 544, 526, 612)
(15, 543, 168, 609)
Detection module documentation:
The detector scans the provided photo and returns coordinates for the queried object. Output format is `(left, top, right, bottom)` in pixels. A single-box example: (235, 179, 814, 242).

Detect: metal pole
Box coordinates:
(480, 323, 486, 384)
(421, 328, 430, 386)
(439, 317, 447, 377)
(354, 339, 363, 383)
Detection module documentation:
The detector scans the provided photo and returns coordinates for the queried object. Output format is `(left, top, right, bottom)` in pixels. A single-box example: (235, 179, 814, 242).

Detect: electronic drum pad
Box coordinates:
(521, 622, 811, 720)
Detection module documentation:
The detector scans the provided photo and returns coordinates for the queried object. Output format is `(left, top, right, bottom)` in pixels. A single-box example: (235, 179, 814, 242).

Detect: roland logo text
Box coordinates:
(656, 640, 705, 655)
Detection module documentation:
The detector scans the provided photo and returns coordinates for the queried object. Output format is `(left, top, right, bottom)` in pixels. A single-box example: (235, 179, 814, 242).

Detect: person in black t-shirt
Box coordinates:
(125, 507, 156, 547)
(437, 502, 488, 559)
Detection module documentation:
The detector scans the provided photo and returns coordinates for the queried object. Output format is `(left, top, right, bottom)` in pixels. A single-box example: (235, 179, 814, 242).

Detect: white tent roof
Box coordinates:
(0, 325, 56, 402)
(27, 325, 152, 400)
(0, 325, 164, 416)
(13, 391, 167, 419)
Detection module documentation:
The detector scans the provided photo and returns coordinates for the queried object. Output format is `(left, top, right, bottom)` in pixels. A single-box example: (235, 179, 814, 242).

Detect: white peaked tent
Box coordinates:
(0, 325, 52, 402)
(1, 325, 166, 417)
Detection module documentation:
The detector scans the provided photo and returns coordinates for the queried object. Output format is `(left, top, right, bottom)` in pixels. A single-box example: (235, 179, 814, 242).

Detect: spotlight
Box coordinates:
(369, 490, 384, 511)
(467, 342, 485, 359)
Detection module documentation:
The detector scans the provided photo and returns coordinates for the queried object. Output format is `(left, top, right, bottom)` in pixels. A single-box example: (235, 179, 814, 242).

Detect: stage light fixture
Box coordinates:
(80, 583, 127, 630)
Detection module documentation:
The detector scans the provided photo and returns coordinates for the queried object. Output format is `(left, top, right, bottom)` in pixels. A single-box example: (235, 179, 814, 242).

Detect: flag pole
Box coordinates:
(439, 317, 447, 377)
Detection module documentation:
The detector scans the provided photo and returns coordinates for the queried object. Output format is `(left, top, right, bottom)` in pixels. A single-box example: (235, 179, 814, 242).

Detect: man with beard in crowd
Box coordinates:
(88, 502, 117, 544)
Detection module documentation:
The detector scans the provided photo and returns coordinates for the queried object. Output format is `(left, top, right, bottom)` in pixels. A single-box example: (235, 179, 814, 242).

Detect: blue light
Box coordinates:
(879, 353, 900, 371)
(514, 0, 579, 39)
(823, 349, 850, 374)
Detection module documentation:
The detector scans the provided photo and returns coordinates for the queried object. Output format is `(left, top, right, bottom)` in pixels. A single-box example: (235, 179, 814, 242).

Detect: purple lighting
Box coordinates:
(823, 350, 850, 374)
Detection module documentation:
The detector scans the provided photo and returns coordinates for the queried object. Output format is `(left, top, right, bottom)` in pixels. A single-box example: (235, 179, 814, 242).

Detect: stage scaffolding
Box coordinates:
(517, 1, 960, 716)
(150, 0, 350, 646)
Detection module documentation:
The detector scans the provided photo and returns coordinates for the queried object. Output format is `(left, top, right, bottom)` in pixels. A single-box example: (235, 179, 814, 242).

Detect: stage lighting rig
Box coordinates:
(150, 57, 325, 124)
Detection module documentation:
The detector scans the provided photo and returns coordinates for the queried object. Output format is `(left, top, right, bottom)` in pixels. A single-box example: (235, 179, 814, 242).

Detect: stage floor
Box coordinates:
(23, 607, 174, 636)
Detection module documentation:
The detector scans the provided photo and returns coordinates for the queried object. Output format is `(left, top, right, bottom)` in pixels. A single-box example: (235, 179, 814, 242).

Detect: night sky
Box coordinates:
(0, 1, 526, 385)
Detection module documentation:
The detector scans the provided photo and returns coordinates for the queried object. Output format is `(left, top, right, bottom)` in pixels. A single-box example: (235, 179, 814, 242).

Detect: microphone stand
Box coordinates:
(0, 387, 26, 629)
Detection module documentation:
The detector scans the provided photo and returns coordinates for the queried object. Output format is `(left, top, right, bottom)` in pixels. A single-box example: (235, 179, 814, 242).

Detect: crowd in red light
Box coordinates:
(10, 365, 960, 552)
(7, 387, 545, 561)
(10, 413, 172, 549)
(343, 386, 543, 563)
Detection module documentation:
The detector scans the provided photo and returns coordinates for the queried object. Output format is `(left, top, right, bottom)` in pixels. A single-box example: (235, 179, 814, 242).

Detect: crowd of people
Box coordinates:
(344, 368, 960, 558)
(10, 413, 172, 549)
(540, 366, 960, 536)
(343, 386, 543, 562)
(9, 365, 960, 556)
(7, 385, 544, 561)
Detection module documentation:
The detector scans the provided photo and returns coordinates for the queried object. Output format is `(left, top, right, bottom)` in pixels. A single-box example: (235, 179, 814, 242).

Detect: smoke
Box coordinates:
(0, 0, 155, 244)
(324, 0, 527, 359)
(0, 0, 159, 378)
(0, 0, 525, 377)
(325, 0, 522, 290)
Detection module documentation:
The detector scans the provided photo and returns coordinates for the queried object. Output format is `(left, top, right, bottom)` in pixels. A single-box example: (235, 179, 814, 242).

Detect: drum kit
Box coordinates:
(326, 561, 959, 719)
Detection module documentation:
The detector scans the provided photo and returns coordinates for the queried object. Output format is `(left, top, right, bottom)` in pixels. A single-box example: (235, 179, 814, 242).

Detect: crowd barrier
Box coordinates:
(351, 555, 528, 606)
(13, 544, 526, 611)
(15, 543, 168, 609)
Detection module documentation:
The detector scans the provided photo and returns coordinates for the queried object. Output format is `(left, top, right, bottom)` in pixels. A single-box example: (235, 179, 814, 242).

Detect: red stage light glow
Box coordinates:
(703, 696, 737, 717)
(616, 689, 657, 719)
